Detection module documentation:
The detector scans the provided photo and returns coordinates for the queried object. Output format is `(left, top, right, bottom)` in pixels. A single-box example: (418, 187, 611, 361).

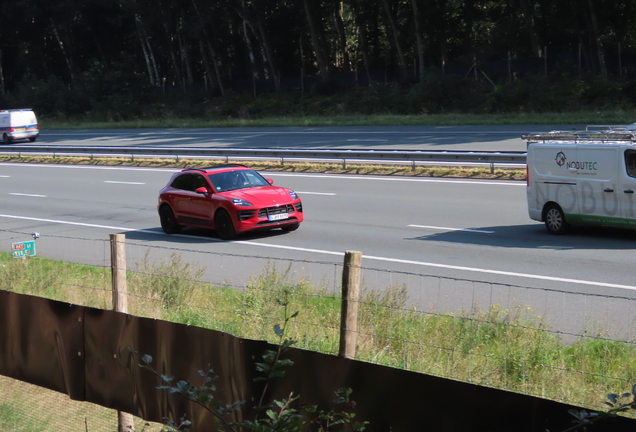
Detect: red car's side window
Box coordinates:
(171, 174, 210, 192)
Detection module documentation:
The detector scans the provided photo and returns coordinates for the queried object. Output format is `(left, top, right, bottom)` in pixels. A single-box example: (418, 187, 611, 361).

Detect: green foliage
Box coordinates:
(12, 67, 636, 123)
(132, 307, 368, 432)
(565, 384, 636, 431)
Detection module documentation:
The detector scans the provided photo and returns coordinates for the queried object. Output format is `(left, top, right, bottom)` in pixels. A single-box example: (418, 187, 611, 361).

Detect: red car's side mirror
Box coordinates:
(195, 186, 210, 195)
(267, 178, 274, 184)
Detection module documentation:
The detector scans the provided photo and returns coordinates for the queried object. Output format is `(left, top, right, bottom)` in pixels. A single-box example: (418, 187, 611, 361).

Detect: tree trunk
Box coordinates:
(49, 18, 75, 83)
(518, 0, 542, 58)
(380, 0, 408, 79)
(135, 14, 160, 86)
(242, 18, 258, 79)
(461, 0, 476, 55)
(334, 0, 351, 72)
(159, 0, 183, 87)
(350, 0, 375, 89)
(0, 50, 5, 95)
(198, 39, 215, 90)
(587, 0, 607, 77)
(410, 0, 425, 82)
(303, 0, 330, 78)
(237, 0, 281, 90)
(177, 18, 193, 85)
(191, 0, 225, 95)
(205, 38, 226, 96)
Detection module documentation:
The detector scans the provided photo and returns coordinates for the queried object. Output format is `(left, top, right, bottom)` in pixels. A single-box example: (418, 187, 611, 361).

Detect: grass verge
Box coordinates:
(1, 251, 634, 428)
(0, 154, 526, 180)
(38, 110, 636, 129)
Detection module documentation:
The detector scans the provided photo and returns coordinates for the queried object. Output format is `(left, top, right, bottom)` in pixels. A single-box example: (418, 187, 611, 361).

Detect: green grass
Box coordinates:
(37, 110, 636, 129)
(1, 251, 634, 422)
(0, 154, 527, 180)
(0, 374, 161, 432)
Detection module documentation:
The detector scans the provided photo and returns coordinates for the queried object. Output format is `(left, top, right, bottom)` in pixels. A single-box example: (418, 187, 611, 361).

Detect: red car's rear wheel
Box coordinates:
(160, 205, 181, 234)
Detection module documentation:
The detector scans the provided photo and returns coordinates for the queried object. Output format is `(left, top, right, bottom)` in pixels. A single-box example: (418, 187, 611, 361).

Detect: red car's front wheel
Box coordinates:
(215, 209, 236, 240)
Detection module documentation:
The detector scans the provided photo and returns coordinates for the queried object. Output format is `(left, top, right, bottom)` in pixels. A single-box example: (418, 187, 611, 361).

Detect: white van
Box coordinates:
(0, 109, 39, 144)
(524, 127, 636, 234)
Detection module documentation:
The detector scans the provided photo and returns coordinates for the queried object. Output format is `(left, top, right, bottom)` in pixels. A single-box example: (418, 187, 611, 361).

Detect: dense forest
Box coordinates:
(1, 0, 636, 120)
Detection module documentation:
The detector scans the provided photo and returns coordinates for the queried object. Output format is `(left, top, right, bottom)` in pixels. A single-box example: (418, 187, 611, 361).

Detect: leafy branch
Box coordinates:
(130, 289, 368, 432)
(563, 384, 636, 432)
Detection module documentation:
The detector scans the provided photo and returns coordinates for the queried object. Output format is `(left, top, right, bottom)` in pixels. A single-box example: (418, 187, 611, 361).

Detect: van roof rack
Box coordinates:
(522, 125, 636, 143)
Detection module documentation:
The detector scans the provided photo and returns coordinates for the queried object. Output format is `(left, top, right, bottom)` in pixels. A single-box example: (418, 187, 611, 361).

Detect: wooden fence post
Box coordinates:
(339, 250, 362, 359)
(110, 234, 128, 313)
(110, 233, 135, 432)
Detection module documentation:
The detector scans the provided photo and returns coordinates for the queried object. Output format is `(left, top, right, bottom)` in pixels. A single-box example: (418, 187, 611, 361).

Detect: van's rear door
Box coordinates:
(528, 143, 578, 219)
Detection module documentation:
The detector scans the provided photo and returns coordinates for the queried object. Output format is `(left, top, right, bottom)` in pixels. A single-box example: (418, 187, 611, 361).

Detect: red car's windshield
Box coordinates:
(207, 169, 269, 192)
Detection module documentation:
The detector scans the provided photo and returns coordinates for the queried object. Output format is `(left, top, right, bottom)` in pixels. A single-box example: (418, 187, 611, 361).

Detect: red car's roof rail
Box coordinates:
(183, 164, 250, 173)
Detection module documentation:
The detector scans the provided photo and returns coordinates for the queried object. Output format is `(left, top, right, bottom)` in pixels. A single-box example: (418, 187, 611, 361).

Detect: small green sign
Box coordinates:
(12, 240, 36, 258)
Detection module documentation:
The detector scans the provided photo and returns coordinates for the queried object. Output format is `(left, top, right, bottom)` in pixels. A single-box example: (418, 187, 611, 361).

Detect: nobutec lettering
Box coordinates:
(566, 161, 597, 170)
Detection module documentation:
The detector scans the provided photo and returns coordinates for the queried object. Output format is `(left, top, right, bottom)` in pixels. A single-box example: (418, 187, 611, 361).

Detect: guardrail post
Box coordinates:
(490, 162, 494, 174)
(110, 233, 135, 432)
(339, 250, 362, 359)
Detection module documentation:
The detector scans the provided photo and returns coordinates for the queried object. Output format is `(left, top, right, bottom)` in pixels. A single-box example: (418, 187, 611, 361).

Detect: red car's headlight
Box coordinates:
(231, 198, 253, 207)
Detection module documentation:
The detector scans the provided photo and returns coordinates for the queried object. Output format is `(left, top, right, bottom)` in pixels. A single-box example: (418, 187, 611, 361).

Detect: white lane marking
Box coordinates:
(0, 175, 9, 178)
(296, 191, 336, 196)
(0, 214, 162, 235)
(104, 181, 146, 185)
(9, 193, 47, 198)
(0, 213, 633, 291)
(409, 224, 495, 234)
(238, 241, 636, 291)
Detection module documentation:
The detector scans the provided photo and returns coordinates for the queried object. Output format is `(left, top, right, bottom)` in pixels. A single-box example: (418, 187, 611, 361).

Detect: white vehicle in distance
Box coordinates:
(0, 109, 39, 144)
(524, 125, 636, 234)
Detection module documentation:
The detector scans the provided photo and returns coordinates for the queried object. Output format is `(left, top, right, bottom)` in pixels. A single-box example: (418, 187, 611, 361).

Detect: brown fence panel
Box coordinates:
(0, 290, 85, 400)
(3, 290, 636, 431)
(83, 307, 269, 429)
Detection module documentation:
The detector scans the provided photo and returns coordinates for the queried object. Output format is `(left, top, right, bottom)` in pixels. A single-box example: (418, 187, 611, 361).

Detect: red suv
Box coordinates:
(158, 165, 303, 240)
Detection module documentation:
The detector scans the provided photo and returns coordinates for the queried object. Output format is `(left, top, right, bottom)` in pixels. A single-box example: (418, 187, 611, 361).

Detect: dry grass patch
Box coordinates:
(0, 155, 526, 180)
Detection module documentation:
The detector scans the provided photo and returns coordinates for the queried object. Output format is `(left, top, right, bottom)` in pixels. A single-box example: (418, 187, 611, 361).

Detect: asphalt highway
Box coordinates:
(35, 124, 589, 151)
(2, 158, 636, 338)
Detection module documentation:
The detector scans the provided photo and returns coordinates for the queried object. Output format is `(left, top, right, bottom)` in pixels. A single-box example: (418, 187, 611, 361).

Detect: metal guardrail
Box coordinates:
(0, 145, 527, 170)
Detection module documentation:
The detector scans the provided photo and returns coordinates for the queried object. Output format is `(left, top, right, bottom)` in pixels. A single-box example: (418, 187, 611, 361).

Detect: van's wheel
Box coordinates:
(3, 134, 12, 144)
(215, 209, 236, 240)
(545, 204, 568, 235)
(160, 205, 181, 234)
(28, 137, 37, 142)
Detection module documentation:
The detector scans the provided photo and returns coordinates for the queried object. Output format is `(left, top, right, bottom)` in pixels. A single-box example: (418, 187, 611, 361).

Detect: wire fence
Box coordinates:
(2, 228, 636, 431)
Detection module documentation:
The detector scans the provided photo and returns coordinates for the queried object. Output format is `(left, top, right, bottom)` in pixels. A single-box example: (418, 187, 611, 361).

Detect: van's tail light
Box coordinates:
(8, 127, 13, 132)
